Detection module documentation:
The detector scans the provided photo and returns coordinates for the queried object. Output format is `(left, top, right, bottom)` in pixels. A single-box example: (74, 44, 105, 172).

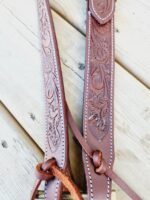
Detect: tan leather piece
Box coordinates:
(31, 104, 142, 199)
(31, 159, 83, 200)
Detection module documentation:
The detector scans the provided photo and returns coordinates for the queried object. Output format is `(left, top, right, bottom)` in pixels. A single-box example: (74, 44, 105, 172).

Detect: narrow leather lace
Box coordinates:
(67, 105, 142, 200)
(31, 104, 142, 200)
(31, 158, 83, 200)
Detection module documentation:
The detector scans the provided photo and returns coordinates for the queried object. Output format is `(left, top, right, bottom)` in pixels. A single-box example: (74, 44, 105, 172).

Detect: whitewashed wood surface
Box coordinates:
(0, 0, 150, 199)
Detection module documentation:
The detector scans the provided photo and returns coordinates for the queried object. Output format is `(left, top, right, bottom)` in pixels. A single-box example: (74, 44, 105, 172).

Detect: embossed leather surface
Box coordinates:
(35, 1, 143, 200)
(37, 0, 68, 199)
(89, 0, 115, 24)
(83, 2, 115, 199)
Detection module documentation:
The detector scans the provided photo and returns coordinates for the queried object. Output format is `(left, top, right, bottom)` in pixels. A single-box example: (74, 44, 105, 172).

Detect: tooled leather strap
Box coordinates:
(31, 159, 83, 200)
(83, 0, 115, 199)
(81, 1, 142, 199)
(67, 106, 142, 200)
(36, 0, 69, 199)
(33, 0, 142, 199)
(31, 105, 141, 200)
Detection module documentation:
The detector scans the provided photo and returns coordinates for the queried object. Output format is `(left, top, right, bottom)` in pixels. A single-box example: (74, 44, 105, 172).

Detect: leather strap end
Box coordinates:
(89, 0, 115, 24)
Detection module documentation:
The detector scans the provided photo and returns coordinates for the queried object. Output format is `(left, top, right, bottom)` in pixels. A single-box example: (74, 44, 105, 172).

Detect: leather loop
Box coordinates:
(34, 0, 142, 199)
(91, 150, 142, 199)
(35, 162, 54, 181)
(89, 0, 115, 24)
(92, 150, 103, 168)
(95, 160, 107, 175)
(92, 150, 107, 175)
(31, 158, 83, 200)
(68, 108, 142, 199)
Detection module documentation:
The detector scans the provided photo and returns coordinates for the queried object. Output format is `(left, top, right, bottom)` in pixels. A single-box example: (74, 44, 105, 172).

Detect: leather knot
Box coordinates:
(31, 158, 83, 200)
(35, 158, 56, 181)
(92, 150, 107, 175)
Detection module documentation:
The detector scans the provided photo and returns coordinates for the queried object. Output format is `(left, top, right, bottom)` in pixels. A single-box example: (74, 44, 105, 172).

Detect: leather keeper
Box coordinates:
(89, 0, 115, 24)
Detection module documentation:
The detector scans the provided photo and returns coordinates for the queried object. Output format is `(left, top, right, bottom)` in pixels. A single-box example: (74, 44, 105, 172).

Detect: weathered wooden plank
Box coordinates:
(3, 0, 150, 87)
(49, 0, 150, 87)
(0, 102, 43, 200)
(0, 1, 149, 199)
(0, 101, 116, 200)
(0, 2, 45, 149)
(0, 104, 116, 200)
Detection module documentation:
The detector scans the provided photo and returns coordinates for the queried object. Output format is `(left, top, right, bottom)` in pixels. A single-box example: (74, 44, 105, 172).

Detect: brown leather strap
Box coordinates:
(37, 0, 69, 199)
(106, 170, 142, 200)
(93, 151, 142, 200)
(31, 159, 83, 200)
(67, 105, 142, 200)
(82, 0, 115, 198)
(33, 0, 143, 199)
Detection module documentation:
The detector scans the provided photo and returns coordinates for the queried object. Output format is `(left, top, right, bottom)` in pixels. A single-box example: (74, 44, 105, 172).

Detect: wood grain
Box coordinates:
(0, 0, 149, 199)
(49, 0, 150, 87)
(0, 102, 43, 200)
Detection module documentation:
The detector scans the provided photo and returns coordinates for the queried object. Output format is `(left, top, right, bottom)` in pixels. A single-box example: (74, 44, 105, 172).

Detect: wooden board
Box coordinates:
(50, 0, 150, 87)
(0, 102, 43, 200)
(0, 103, 116, 200)
(0, 0, 150, 199)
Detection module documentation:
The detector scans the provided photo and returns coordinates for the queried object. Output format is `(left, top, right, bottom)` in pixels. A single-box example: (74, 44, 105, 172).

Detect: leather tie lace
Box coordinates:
(31, 158, 83, 200)
(31, 104, 142, 200)
(31, 0, 143, 199)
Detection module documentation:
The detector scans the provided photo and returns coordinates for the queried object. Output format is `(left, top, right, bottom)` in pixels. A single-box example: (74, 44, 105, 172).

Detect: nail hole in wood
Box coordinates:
(1, 140, 8, 148)
(29, 113, 36, 121)
(116, 28, 119, 33)
(78, 63, 85, 70)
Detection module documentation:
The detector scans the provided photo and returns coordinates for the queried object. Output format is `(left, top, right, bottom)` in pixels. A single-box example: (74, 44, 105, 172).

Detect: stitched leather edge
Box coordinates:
(82, 10, 115, 200)
(89, 0, 115, 24)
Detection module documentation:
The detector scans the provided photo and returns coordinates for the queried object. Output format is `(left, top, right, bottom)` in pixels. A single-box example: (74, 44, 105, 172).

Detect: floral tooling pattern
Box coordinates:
(88, 18, 112, 141)
(38, 0, 61, 152)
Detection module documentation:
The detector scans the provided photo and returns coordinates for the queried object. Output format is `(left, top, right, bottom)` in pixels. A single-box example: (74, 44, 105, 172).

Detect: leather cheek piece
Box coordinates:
(89, 0, 115, 24)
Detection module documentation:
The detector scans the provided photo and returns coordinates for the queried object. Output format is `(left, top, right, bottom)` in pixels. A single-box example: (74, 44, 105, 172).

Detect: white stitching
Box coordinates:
(91, 0, 114, 22)
(84, 11, 94, 200)
(43, 0, 66, 199)
(84, 12, 114, 200)
(106, 17, 115, 200)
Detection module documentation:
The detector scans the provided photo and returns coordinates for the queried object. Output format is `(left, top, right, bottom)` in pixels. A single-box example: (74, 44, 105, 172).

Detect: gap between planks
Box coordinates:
(0, 100, 44, 154)
(47, 6, 150, 90)
(0, 101, 117, 200)
(51, 0, 150, 89)
(0, 1, 149, 198)
(1, 0, 149, 90)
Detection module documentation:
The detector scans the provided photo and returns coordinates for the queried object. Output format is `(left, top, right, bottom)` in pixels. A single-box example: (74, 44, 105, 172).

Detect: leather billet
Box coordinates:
(83, 0, 115, 199)
(31, 0, 143, 200)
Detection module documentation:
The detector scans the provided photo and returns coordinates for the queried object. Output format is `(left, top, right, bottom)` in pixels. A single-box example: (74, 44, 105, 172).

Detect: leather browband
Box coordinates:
(31, 0, 142, 200)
